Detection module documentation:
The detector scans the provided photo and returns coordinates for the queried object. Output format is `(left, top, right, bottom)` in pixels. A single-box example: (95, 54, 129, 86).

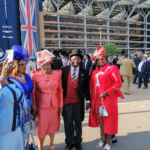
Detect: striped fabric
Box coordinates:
(72, 68, 76, 83)
(0, 49, 7, 64)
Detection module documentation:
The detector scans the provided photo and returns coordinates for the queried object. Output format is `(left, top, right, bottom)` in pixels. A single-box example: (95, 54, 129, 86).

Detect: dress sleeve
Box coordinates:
(105, 66, 124, 99)
(31, 74, 37, 111)
(59, 71, 63, 107)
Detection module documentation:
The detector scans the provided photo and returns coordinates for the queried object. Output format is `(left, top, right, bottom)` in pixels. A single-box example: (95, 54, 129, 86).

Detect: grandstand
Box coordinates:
(40, 0, 150, 54)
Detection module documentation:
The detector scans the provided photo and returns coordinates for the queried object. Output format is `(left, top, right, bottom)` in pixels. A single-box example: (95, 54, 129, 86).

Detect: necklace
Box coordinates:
(16, 75, 24, 81)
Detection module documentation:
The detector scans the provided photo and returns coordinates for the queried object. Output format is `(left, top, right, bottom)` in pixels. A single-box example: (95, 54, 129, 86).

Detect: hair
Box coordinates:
(123, 53, 128, 58)
(41, 62, 54, 70)
(10, 59, 21, 78)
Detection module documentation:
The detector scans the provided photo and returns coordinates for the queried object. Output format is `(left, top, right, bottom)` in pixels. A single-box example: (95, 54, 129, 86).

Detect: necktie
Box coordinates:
(72, 68, 76, 83)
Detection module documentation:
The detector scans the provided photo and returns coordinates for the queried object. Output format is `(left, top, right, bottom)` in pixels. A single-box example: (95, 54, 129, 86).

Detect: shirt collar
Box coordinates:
(71, 65, 79, 71)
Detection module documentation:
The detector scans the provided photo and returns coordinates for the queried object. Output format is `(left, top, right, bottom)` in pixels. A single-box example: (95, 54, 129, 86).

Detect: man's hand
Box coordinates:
(101, 92, 108, 99)
(85, 103, 90, 111)
(2, 59, 16, 77)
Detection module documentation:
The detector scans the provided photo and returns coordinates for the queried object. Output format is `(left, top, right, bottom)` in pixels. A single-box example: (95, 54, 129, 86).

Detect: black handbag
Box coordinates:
(26, 132, 39, 150)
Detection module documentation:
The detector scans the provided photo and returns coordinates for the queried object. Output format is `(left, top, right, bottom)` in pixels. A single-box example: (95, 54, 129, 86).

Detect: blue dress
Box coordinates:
(0, 79, 26, 150)
(10, 73, 34, 110)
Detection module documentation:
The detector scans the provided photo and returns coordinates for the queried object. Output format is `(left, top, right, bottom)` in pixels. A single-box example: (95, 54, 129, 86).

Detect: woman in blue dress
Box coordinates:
(0, 49, 31, 150)
(9, 45, 34, 112)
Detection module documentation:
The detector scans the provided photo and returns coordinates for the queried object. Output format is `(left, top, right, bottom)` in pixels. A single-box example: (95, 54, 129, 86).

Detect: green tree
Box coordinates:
(103, 43, 121, 56)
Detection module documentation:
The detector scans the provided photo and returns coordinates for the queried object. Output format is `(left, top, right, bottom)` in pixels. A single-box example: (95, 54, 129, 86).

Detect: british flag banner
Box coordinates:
(19, 0, 37, 56)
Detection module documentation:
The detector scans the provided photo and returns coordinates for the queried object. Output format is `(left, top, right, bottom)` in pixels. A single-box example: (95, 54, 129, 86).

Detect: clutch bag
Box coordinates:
(99, 105, 108, 117)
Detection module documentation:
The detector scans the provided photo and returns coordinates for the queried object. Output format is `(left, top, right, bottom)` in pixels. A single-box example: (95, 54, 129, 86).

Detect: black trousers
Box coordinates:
(138, 72, 148, 88)
(63, 103, 82, 146)
(133, 71, 138, 84)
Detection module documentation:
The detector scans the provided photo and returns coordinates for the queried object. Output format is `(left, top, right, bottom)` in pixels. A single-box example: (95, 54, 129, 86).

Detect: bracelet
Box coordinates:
(0, 75, 8, 81)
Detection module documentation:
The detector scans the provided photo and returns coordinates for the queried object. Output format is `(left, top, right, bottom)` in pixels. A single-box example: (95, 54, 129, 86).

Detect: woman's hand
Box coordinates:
(101, 92, 108, 99)
(58, 107, 63, 113)
(2, 59, 16, 77)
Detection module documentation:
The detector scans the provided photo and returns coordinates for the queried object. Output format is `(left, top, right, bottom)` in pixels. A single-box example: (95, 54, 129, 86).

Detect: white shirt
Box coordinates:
(96, 76, 100, 86)
(62, 59, 66, 66)
(138, 60, 146, 72)
(71, 65, 79, 79)
(85, 59, 88, 69)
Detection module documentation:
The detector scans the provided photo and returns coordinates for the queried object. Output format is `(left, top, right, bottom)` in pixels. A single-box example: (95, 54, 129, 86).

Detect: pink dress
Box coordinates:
(31, 70, 63, 138)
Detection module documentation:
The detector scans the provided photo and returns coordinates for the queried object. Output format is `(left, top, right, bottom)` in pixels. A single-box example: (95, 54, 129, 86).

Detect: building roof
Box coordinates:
(42, 0, 150, 22)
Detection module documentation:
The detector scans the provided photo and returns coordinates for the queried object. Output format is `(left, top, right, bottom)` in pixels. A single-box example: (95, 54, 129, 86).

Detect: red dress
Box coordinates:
(88, 64, 124, 134)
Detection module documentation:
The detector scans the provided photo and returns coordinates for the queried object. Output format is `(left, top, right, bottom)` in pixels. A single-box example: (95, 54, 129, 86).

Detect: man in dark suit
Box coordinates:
(51, 50, 63, 70)
(61, 49, 90, 150)
(133, 53, 142, 84)
(137, 54, 150, 89)
(83, 54, 92, 75)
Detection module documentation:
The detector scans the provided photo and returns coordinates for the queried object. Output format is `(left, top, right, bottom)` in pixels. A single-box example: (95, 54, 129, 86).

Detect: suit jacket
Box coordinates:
(117, 58, 136, 76)
(52, 57, 63, 70)
(31, 70, 63, 111)
(133, 56, 141, 71)
(61, 65, 90, 121)
(83, 59, 92, 73)
(139, 60, 150, 74)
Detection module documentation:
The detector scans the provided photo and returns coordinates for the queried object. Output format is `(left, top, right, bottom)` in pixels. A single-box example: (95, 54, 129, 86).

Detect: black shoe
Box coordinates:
(65, 144, 75, 150)
(112, 135, 117, 143)
(75, 144, 82, 150)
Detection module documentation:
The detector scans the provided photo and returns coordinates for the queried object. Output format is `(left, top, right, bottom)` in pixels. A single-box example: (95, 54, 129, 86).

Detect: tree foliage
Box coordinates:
(103, 43, 121, 56)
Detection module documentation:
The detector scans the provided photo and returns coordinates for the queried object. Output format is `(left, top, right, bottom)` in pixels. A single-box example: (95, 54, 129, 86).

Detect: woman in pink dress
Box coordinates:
(89, 46, 124, 150)
(31, 50, 63, 150)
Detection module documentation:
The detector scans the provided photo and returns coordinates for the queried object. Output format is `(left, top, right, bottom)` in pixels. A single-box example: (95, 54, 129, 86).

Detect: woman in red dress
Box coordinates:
(88, 46, 124, 150)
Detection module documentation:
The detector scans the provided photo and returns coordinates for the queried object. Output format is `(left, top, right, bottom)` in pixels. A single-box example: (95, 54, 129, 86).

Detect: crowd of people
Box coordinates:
(0, 44, 149, 150)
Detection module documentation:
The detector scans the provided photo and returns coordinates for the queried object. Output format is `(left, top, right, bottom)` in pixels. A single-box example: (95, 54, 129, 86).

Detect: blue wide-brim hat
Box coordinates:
(0, 49, 7, 64)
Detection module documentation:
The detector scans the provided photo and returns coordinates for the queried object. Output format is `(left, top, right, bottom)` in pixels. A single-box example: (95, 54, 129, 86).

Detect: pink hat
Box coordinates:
(36, 50, 55, 69)
(92, 46, 106, 61)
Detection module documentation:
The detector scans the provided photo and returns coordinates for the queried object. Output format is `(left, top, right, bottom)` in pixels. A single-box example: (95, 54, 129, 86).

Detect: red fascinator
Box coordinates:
(92, 46, 106, 61)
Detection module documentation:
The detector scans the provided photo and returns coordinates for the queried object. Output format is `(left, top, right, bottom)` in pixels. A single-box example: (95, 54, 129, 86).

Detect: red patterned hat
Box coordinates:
(92, 46, 106, 61)
(36, 50, 55, 69)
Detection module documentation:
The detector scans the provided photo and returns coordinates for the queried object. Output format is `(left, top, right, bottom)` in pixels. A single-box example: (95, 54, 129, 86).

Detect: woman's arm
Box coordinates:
(58, 72, 63, 113)
(105, 66, 123, 98)
(31, 79, 37, 111)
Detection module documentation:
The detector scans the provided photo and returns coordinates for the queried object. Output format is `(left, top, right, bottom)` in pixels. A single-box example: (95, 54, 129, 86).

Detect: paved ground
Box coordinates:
(33, 81, 150, 150)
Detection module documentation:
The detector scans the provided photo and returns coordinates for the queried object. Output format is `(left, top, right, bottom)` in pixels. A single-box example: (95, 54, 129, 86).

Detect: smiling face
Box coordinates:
(97, 55, 107, 67)
(70, 56, 81, 68)
(41, 62, 51, 74)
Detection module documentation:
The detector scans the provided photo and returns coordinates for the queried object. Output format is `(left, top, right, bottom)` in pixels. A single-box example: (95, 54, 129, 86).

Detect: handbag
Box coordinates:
(99, 93, 108, 117)
(22, 107, 33, 135)
(26, 132, 39, 150)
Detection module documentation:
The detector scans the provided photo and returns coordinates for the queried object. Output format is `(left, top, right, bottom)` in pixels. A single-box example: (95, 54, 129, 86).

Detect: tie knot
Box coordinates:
(74, 68, 76, 72)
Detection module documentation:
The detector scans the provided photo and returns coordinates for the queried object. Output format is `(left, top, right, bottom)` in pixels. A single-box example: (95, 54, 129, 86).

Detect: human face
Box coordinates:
(142, 56, 147, 61)
(84, 55, 87, 60)
(41, 63, 51, 74)
(0, 63, 3, 75)
(18, 60, 27, 74)
(70, 56, 81, 68)
(97, 56, 107, 67)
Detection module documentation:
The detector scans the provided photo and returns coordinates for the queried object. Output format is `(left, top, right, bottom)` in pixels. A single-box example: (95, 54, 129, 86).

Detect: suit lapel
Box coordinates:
(65, 66, 70, 89)
(78, 67, 82, 89)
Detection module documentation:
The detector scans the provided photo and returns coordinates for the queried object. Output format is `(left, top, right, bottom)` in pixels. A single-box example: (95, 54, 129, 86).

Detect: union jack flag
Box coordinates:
(19, 0, 37, 56)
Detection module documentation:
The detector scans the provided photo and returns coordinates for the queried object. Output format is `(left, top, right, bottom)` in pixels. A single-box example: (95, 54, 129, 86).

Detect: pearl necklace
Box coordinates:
(16, 75, 24, 81)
